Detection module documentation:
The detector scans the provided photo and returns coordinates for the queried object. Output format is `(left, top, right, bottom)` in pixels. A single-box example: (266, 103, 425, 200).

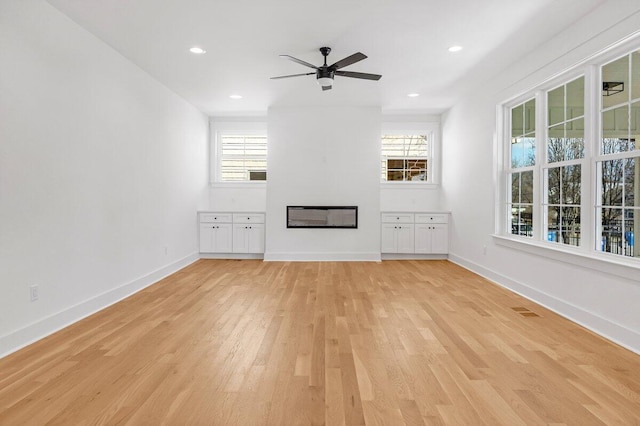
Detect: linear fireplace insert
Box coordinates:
(286, 206, 358, 229)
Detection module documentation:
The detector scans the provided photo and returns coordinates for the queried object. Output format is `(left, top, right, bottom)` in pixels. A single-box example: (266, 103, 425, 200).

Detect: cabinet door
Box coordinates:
(396, 224, 415, 253)
(430, 224, 449, 254)
(414, 223, 431, 254)
(232, 224, 248, 253)
(214, 223, 233, 253)
(381, 224, 398, 253)
(199, 223, 215, 253)
(247, 223, 265, 253)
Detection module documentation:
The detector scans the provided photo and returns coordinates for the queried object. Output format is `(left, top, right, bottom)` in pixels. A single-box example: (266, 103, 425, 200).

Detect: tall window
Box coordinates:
(381, 134, 430, 182)
(597, 53, 640, 257)
(544, 77, 584, 246)
(218, 134, 267, 181)
(500, 39, 640, 264)
(509, 99, 535, 237)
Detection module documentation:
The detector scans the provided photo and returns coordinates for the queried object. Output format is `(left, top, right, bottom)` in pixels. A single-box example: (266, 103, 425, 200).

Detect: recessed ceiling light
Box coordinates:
(229, 95, 242, 99)
(189, 47, 206, 54)
(407, 93, 420, 97)
(448, 45, 463, 52)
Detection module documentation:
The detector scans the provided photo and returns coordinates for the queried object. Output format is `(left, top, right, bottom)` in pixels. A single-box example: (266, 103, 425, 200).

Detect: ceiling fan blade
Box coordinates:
(335, 70, 382, 81)
(322, 85, 332, 91)
(279, 55, 318, 69)
(330, 52, 367, 70)
(270, 72, 315, 80)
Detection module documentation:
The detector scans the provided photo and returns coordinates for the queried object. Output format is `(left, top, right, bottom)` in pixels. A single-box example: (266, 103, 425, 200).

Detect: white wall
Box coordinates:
(0, 0, 209, 357)
(442, 2, 640, 353)
(265, 107, 381, 260)
(208, 184, 267, 212)
(380, 187, 442, 212)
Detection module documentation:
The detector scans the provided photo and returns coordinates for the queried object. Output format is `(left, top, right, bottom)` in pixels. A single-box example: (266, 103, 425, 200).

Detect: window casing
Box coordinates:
(544, 77, 585, 247)
(499, 39, 640, 265)
(509, 99, 536, 237)
(381, 122, 439, 185)
(596, 52, 640, 257)
(218, 135, 267, 182)
(381, 135, 430, 182)
(210, 121, 267, 183)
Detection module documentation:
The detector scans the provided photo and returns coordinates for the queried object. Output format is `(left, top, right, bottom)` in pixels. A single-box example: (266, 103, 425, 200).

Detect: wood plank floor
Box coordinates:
(1, 260, 639, 425)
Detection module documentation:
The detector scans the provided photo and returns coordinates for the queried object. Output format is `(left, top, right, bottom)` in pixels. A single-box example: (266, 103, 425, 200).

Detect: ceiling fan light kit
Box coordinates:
(271, 46, 381, 91)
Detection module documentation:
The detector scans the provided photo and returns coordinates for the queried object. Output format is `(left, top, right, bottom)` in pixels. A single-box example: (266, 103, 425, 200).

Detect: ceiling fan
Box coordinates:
(271, 47, 382, 91)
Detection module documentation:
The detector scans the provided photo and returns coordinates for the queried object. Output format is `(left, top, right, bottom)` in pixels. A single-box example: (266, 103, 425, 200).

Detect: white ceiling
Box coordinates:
(47, 0, 604, 116)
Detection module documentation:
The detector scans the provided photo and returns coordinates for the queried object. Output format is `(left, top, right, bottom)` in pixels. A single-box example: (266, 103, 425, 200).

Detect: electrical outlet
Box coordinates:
(30, 285, 39, 302)
(483, 245, 488, 255)
(163, 246, 168, 255)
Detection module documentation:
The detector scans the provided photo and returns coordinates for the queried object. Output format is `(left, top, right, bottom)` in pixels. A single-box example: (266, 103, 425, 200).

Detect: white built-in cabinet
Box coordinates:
(232, 214, 265, 254)
(381, 213, 415, 253)
(199, 213, 233, 253)
(199, 212, 265, 255)
(414, 213, 449, 254)
(381, 212, 449, 255)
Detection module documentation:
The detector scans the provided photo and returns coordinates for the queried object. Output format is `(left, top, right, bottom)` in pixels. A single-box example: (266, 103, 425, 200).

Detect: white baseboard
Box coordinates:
(448, 253, 640, 355)
(199, 253, 264, 260)
(264, 252, 381, 262)
(0, 253, 199, 359)
(381, 253, 448, 260)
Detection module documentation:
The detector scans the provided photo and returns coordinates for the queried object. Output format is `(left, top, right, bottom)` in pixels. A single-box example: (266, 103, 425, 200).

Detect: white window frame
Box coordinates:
(494, 35, 640, 279)
(380, 121, 440, 188)
(210, 119, 267, 187)
(542, 75, 588, 248)
(505, 95, 538, 239)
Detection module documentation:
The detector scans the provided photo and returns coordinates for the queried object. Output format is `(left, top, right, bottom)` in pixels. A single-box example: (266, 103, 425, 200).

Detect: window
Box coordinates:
(544, 77, 584, 246)
(380, 122, 439, 184)
(597, 53, 640, 257)
(499, 39, 640, 264)
(508, 99, 536, 237)
(381, 134, 430, 181)
(219, 135, 267, 181)
(211, 121, 267, 183)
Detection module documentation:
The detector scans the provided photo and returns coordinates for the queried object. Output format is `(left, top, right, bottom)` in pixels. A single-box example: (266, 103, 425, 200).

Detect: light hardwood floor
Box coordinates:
(1, 260, 639, 425)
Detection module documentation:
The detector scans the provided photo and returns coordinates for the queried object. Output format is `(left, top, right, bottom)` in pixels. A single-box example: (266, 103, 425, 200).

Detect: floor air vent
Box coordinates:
(511, 307, 540, 317)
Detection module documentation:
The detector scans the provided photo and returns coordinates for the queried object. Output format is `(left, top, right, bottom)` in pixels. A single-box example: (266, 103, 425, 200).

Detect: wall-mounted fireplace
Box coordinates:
(287, 206, 358, 229)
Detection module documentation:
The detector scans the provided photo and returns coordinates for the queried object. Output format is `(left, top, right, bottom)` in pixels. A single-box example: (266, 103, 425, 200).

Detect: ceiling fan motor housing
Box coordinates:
(317, 48, 335, 87)
(316, 68, 335, 80)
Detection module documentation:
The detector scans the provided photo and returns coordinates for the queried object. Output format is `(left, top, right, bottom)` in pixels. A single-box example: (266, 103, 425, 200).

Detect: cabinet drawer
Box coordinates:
(233, 213, 265, 224)
(415, 214, 448, 224)
(381, 213, 414, 223)
(199, 213, 232, 223)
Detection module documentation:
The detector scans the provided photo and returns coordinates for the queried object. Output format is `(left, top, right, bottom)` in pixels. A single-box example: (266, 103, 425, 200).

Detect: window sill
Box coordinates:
(210, 182, 267, 189)
(492, 234, 640, 283)
(380, 182, 439, 189)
